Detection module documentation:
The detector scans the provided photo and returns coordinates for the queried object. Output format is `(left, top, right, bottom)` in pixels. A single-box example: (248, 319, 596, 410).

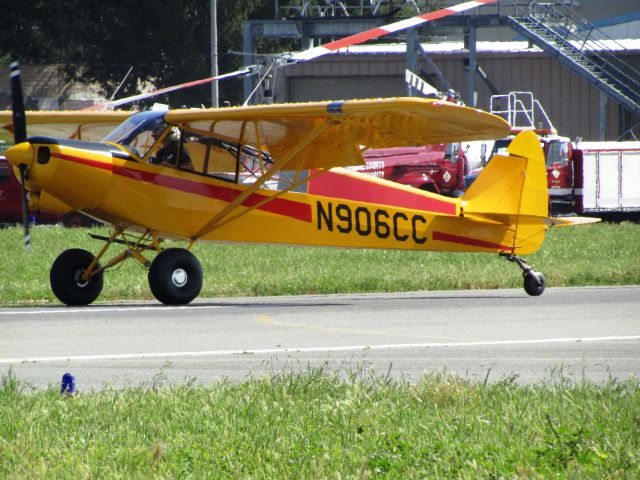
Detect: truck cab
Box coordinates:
(545, 136, 574, 213)
(355, 142, 468, 196)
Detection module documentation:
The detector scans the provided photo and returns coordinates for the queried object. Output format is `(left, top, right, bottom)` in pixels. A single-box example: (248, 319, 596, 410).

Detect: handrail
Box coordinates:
(521, 2, 640, 96)
(503, 1, 640, 109)
(490, 91, 556, 133)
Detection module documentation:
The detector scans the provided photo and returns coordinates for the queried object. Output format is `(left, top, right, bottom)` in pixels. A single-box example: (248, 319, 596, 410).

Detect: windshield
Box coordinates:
(102, 110, 167, 159)
(444, 143, 459, 163)
(545, 139, 569, 168)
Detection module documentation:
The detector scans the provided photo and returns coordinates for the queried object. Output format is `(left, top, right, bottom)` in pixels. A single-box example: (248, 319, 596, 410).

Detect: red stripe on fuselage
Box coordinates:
(52, 152, 312, 222)
(308, 170, 457, 215)
(432, 231, 512, 252)
(54, 152, 115, 172)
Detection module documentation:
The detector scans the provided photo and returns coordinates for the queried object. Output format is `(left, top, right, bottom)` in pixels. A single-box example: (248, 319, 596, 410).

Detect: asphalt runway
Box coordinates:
(1, 286, 639, 390)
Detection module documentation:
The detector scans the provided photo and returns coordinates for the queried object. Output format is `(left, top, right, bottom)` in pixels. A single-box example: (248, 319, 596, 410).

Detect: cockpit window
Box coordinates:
(102, 111, 167, 160)
(103, 112, 296, 190)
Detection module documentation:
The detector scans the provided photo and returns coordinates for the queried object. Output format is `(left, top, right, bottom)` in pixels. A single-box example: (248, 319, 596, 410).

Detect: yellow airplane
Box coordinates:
(5, 62, 597, 306)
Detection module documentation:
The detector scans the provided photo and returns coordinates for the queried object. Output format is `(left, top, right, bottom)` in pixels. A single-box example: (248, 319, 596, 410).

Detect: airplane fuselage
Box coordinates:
(13, 136, 531, 255)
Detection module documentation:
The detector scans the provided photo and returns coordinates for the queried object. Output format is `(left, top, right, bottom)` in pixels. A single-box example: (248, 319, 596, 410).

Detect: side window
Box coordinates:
(181, 130, 306, 191)
(451, 143, 459, 163)
(182, 133, 277, 187)
(183, 135, 239, 182)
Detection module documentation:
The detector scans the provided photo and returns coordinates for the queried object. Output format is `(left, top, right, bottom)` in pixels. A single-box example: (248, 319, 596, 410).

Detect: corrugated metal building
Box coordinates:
(273, 42, 640, 141)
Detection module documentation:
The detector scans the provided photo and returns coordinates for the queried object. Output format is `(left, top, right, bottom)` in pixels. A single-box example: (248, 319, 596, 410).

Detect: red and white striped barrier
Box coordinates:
(101, 0, 496, 109)
(291, 0, 496, 61)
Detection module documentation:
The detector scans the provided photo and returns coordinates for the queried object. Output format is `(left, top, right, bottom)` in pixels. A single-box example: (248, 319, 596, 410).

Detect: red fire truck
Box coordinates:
(568, 140, 640, 216)
(353, 142, 468, 197)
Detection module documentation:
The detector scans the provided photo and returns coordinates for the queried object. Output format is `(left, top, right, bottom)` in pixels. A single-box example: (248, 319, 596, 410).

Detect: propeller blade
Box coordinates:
(10, 61, 31, 252)
(10, 61, 27, 144)
(18, 164, 31, 253)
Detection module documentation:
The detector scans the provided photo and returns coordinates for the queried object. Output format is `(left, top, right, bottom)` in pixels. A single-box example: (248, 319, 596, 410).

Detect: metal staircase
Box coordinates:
(506, 1, 640, 118)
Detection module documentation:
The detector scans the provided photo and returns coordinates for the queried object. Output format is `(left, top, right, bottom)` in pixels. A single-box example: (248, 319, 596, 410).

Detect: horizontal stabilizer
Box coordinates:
(548, 216, 601, 227)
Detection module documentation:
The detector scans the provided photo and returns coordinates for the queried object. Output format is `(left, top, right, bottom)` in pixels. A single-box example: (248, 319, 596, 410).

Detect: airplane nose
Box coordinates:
(5, 141, 34, 168)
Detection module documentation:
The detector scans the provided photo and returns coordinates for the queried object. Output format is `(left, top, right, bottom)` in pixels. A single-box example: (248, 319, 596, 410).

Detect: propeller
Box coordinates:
(10, 61, 31, 252)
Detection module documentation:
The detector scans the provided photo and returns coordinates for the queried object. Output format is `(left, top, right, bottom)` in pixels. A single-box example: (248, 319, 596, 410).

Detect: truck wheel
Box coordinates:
(523, 271, 545, 296)
(148, 248, 202, 305)
(50, 249, 104, 305)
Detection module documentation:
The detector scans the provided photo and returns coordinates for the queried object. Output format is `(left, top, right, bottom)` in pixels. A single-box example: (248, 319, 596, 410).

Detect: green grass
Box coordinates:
(2, 224, 639, 477)
(1, 221, 639, 305)
(1, 368, 639, 478)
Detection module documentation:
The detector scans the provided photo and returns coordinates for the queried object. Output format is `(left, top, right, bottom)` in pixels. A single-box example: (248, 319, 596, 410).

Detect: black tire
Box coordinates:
(50, 249, 104, 306)
(523, 271, 546, 296)
(148, 248, 202, 305)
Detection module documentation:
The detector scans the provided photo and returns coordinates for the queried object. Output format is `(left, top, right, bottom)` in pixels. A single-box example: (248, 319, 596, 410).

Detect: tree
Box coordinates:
(0, 0, 273, 107)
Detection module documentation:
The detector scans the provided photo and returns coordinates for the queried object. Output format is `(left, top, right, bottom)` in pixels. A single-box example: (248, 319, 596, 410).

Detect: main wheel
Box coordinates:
(523, 271, 546, 296)
(148, 248, 202, 305)
(50, 249, 104, 306)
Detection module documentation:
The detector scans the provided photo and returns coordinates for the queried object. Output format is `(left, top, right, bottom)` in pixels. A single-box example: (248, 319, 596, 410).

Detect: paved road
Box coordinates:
(1, 286, 638, 390)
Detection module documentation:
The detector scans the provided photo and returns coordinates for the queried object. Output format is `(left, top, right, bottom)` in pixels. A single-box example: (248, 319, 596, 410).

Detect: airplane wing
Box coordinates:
(0, 110, 132, 142)
(166, 97, 511, 170)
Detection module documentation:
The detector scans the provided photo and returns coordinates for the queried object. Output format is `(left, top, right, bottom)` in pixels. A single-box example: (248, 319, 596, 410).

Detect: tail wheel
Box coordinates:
(50, 249, 104, 306)
(148, 248, 202, 305)
(524, 271, 546, 296)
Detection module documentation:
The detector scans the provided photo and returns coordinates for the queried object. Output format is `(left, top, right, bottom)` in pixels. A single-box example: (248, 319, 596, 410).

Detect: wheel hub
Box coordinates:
(73, 269, 89, 288)
(171, 268, 188, 288)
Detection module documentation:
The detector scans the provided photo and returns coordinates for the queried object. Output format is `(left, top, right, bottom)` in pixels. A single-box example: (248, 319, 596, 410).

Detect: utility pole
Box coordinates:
(210, 0, 219, 107)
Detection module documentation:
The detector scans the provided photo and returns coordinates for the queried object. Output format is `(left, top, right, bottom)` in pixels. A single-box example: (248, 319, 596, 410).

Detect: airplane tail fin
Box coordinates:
(461, 130, 550, 254)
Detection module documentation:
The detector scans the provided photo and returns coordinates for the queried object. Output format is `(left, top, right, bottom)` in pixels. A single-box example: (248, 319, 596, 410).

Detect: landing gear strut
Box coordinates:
(49, 229, 203, 306)
(501, 253, 546, 296)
